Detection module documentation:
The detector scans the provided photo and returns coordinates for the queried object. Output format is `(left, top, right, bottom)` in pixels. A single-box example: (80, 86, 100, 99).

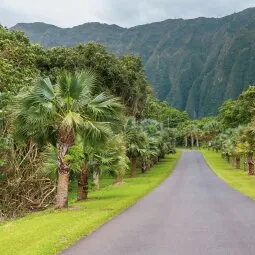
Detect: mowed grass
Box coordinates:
(201, 149, 255, 199)
(0, 152, 180, 255)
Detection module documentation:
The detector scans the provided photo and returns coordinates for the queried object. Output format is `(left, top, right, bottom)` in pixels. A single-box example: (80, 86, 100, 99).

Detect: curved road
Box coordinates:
(62, 151, 255, 255)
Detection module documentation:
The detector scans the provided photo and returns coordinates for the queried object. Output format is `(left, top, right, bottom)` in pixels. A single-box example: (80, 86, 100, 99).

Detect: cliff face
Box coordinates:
(11, 8, 255, 117)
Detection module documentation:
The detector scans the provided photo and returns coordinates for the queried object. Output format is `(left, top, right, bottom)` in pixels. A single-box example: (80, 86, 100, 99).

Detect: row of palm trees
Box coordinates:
(211, 124, 255, 175)
(180, 119, 221, 148)
(180, 119, 255, 175)
(13, 71, 176, 208)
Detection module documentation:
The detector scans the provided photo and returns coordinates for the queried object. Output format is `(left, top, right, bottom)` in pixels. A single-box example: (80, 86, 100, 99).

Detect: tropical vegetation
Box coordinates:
(0, 25, 183, 218)
(1, 18, 255, 255)
(179, 86, 255, 175)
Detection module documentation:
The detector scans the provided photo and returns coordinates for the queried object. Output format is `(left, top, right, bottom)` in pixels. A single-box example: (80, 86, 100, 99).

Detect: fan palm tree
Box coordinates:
(14, 71, 123, 208)
(231, 126, 246, 169)
(141, 119, 161, 166)
(125, 118, 148, 177)
(87, 134, 129, 189)
(202, 120, 222, 147)
(241, 122, 255, 175)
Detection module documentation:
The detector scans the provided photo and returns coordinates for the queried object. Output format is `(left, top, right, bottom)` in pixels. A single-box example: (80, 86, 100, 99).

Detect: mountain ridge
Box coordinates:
(12, 7, 255, 30)
(10, 7, 255, 117)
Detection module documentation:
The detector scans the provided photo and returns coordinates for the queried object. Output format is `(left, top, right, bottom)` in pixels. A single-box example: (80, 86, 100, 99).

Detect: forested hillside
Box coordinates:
(11, 8, 255, 117)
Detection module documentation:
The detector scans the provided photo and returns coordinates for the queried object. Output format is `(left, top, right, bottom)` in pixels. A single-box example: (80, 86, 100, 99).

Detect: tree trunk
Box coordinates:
(141, 161, 148, 173)
(248, 153, 254, 176)
(56, 143, 70, 208)
(236, 156, 240, 169)
(115, 175, 123, 183)
(77, 164, 88, 201)
(185, 136, 188, 147)
(196, 137, 199, 148)
(131, 157, 137, 177)
(56, 171, 69, 208)
(191, 136, 194, 148)
(244, 156, 248, 171)
(93, 169, 100, 190)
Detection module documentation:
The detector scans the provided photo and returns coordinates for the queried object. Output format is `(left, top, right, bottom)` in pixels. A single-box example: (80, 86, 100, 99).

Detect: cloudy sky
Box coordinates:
(1, 0, 254, 28)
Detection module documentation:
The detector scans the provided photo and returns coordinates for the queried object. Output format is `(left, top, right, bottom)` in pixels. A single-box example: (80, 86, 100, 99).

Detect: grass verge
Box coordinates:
(0, 152, 180, 255)
(201, 149, 255, 199)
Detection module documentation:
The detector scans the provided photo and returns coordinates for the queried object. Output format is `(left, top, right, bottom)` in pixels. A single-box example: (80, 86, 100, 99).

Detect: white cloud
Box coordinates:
(0, 0, 254, 27)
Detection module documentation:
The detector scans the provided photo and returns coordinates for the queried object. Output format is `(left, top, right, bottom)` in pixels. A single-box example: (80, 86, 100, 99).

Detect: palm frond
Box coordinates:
(35, 77, 55, 101)
(61, 111, 84, 131)
(82, 121, 113, 146)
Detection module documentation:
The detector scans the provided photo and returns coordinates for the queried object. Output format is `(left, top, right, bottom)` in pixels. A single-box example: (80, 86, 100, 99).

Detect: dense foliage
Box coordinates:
(179, 86, 255, 175)
(0, 26, 182, 218)
(12, 8, 255, 117)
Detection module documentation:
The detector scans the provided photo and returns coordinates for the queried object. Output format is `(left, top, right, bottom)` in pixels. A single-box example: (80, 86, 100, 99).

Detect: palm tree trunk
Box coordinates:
(56, 171, 69, 208)
(244, 155, 248, 171)
(131, 157, 137, 177)
(93, 169, 100, 190)
(77, 164, 88, 201)
(248, 153, 254, 176)
(236, 156, 240, 169)
(115, 175, 123, 184)
(185, 136, 188, 147)
(56, 143, 70, 208)
(141, 161, 147, 173)
(191, 136, 194, 148)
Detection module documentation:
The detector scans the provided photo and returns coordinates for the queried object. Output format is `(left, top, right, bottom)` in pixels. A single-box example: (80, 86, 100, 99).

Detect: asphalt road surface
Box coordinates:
(62, 151, 255, 255)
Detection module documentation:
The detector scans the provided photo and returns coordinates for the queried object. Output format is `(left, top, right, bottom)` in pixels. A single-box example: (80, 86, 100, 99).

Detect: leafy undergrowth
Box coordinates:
(201, 150, 255, 199)
(0, 152, 180, 255)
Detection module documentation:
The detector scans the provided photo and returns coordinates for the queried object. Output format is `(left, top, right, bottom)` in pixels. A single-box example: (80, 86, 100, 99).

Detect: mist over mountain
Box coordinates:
(11, 8, 255, 118)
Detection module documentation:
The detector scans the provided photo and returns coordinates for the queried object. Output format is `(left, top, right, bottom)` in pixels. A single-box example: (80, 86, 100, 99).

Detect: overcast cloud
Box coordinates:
(1, 0, 254, 28)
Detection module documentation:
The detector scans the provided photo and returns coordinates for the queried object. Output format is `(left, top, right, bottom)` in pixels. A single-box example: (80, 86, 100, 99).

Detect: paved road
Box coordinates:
(62, 151, 255, 255)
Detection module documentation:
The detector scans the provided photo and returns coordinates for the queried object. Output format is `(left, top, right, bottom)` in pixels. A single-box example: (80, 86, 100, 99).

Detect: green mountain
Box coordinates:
(11, 8, 255, 118)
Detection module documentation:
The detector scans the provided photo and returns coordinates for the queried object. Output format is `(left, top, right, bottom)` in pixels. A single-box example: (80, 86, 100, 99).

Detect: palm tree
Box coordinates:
(76, 124, 116, 200)
(231, 126, 246, 169)
(241, 122, 255, 175)
(105, 134, 129, 184)
(125, 118, 148, 177)
(141, 119, 161, 167)
(140, 138, 159, 172)
(87, 134, 129, 188)
(180, 121, 200, 148)
(14, 71, 123, 208)
(141, 119, 176, 163)
(214, 126, 247, 170)
(202, 120, 222, 148)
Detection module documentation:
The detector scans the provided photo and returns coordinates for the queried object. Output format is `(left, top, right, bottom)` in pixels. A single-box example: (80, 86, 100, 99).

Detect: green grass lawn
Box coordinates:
(0, 152, 180, 255)
(201, 149, 255, 199)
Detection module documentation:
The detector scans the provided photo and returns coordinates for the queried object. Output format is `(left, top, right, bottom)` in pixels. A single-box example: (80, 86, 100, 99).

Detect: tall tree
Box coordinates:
(14, 71, 122, 208)
(125, 118, 148, 177)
